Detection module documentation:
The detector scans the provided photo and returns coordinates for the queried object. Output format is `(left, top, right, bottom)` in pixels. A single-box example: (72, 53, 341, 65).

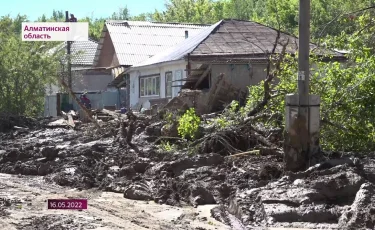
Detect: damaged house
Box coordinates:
(92, 20, 209, 110)
(110, 19, 345, 114)
(93, 20, 210, 87)
(45, 21, 209, 117)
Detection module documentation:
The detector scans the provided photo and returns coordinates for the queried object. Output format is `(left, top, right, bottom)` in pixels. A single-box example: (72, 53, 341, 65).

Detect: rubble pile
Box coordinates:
(0, 111, 374, 229)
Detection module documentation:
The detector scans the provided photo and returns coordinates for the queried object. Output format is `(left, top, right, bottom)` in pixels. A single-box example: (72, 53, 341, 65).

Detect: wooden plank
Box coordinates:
(57, 76, 100, 129)
(207, 74, 224, 112)
(67, 114, 75, 128)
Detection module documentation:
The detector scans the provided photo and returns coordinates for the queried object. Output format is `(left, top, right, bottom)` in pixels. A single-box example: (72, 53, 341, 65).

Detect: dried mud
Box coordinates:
(1, 119, 375, 229)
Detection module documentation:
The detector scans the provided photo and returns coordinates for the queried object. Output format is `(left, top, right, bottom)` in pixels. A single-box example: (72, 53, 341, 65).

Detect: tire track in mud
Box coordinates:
(0, 173, 230, 230)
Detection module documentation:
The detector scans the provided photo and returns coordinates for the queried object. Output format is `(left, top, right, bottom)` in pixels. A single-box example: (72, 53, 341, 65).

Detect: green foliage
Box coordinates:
(209, 100, 242, 129)
(244, 12, 375, 151)
(0, 16, 62, 116)
(158, 140, 177, 152)
(163, 111, 175, 125)
(178, 108, 201, 140)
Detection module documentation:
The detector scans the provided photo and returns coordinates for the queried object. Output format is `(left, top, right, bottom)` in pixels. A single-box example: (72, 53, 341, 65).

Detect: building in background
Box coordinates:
(111, 19, 346, 112)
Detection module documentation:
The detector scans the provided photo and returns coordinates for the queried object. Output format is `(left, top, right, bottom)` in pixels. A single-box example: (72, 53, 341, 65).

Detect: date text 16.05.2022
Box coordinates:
(47, 199, 87, 210)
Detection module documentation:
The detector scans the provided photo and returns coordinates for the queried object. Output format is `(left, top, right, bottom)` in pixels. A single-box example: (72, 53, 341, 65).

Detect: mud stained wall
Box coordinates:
(128, 61, 187, 110)
(211, 64, 267, 90)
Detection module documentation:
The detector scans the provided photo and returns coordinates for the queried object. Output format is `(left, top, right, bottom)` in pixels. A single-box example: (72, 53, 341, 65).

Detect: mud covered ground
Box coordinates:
(0, 117, 375, 229)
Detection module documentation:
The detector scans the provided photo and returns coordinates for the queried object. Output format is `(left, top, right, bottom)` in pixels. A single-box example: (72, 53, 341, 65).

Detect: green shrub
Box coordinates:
(178, 108, 201, 140)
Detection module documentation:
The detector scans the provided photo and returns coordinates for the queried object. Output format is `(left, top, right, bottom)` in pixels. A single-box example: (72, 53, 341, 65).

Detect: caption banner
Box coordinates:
(22, 22, 88, 41)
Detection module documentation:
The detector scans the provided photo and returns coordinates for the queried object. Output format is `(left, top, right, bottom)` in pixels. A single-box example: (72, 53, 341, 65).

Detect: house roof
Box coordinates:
(50, 39, 98, 66)
(93, 20, 210, 67)
(132, 19, 345, 68)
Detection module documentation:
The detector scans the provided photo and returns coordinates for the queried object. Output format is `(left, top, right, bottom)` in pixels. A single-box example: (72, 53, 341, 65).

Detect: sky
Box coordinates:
(0, 0, 166, 21)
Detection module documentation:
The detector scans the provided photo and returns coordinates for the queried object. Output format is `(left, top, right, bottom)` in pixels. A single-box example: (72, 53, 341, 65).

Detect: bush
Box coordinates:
(178, 108, 201, 140)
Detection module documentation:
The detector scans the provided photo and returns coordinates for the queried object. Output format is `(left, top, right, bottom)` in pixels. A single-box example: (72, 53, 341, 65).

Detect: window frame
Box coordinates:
(165, 71, 173, 98)
(139, 74, 160, 98)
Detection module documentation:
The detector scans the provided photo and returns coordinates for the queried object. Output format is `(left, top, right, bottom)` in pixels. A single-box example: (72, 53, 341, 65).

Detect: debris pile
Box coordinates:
(0, 108, 374, 229)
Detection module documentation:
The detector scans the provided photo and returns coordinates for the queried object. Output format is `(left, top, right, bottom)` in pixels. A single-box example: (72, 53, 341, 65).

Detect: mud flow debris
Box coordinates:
(0, 111, 374, 230)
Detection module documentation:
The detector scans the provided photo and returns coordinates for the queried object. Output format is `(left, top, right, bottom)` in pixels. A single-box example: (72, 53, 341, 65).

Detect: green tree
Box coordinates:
(110, 7, 130, 20)
(244, 8, 375, 151)
(0, 16, 62, 116)
(152, 0, 218, 24)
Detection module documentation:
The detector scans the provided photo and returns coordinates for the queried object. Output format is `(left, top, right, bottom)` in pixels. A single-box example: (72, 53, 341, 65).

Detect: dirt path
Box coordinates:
(0, 173, 231, 230)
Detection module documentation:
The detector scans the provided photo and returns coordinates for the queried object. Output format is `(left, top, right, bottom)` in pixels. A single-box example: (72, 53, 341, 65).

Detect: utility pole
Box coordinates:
(284, 0, 320, 172)
(298, 0, 310, 109)
(65, 11, 72, 91)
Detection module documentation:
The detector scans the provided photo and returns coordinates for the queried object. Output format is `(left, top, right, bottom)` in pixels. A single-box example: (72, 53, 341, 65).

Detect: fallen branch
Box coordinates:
(227, 150, 260, 158)
(247, 39, 288, 117)
(250, 130, 274, 147)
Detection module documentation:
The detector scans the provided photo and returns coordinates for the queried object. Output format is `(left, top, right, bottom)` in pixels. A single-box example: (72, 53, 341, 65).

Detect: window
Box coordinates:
(174, 70, 183, 97)
(165, 71, 173, 98)
(139, 75, 160, 97)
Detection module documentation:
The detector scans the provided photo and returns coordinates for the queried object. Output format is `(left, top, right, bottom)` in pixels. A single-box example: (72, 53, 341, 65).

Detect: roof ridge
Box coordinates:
(105, 20, 210, 28)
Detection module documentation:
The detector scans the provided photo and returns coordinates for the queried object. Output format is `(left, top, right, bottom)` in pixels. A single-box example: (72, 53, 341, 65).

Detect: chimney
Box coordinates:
(185, 30, 188, 39)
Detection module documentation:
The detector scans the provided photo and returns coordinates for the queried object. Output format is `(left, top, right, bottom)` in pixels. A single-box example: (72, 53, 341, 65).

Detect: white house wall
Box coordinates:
(129, 62, 187, 109)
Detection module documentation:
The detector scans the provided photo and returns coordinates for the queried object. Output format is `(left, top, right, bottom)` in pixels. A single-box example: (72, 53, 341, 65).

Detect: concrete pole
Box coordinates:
(298, 0, 310, 104)
(297, 0, 310, 153)
(284, 0, 320, 172)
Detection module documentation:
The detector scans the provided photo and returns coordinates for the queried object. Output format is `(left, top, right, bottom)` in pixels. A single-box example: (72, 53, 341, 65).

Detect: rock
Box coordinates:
(40, 146, 59, 160)
(124, 184, 152, 201)
(338, 183, 375, 229)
